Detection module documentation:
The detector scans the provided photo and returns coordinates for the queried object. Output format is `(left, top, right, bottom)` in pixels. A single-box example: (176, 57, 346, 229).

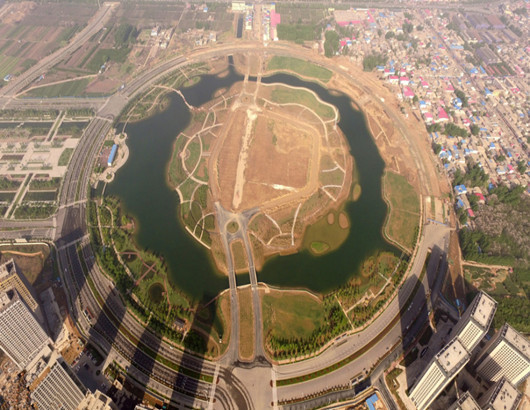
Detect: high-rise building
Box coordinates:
(31, 357, 86, 410)
(0, 259, 38, 312)
(77, 390, 118, 410)
(449, 291, 497, 354)
(409, 337, 471, 410)
(474, 323, 530, 386)
(478, 377, 522, 410)
(448, 392, 481, 410)
(0, 289, 50, 370)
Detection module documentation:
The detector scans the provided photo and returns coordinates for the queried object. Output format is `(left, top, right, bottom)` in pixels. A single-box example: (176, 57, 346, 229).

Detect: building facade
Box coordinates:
(449, 291, 497, 354)
(31, 359, 86, 410)
(0, 289, 50, 370)
(474, 323, 530, 386)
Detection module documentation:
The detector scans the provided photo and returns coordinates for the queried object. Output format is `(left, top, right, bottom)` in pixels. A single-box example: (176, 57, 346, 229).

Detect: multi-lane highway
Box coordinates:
(0, 12, 454, 406)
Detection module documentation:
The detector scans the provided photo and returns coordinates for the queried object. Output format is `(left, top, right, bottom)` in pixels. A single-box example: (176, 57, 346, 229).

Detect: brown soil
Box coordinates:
(85, 78, 120, 94)
(215, 109, 245, 209)
(327, 213, 334, 225)
(338, 212, 349, 229)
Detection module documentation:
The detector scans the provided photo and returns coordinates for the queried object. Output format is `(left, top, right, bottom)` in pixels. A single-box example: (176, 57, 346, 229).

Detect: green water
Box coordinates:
(106, 67, 397, 301)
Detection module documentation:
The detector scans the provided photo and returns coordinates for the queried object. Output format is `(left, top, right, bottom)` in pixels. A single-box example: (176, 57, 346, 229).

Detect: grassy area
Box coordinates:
(58, 148, 74, 166)
(238, 287, 254, 360)
(310, 241, 329, 254)
(231, 240, 247, 272)
(302, 210, 349, 256)
(27, 78, 91, 98)
(0, 55, 19, 78)
(384, 172, 420, 251)
(87, 48, 130, 72)
(267, 56, 332, 82)
(270, 86, 334, 119)
(262, 290, 325, 341)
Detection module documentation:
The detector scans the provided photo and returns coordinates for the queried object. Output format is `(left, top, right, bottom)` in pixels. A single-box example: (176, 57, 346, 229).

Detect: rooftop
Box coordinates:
(0, 259, 16, 280)
(487, 378, 521, 410)
(436, 338, 470, 375)
(471, 291, 497, 328)
(503, 324, 530, 359)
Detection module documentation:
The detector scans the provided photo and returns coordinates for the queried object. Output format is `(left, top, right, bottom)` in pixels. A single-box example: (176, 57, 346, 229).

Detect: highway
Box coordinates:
(0, 21, 456, 406)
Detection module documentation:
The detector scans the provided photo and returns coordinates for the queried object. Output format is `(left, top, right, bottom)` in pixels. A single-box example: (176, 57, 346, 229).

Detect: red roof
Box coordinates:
(271, 10, 281, 28)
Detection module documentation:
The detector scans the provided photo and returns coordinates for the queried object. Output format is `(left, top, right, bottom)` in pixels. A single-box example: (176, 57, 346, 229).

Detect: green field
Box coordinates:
(302, 210, 349, 256)
(27, 78, 91, 98)
(262, 291, 325, 340)
(384, 172, 420, 251)
(270, 86, 334, 119)
(267, 56, 332, 82)
(86, 48, 130, 72)
(0, 55, 19, 79)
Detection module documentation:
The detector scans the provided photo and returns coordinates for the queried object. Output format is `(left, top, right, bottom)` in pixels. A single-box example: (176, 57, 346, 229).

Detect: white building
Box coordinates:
(0, 289, 51, 370)
(31, 358, 86, 410)
(0, 259, 39, 313)
(409, 337, 471, 410)
(474, 323, 530, 386)
(449, 291, 497, 354)
(478, 377, 522, 410)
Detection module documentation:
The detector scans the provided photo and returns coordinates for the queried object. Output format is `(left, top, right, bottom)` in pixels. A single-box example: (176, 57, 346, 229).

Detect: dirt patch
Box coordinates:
(338, 212, 349, 229)
(327, 213, 334, 225)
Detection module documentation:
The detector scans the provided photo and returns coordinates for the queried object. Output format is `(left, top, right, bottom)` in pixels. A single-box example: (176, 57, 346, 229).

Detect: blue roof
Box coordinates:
(455, 185, 467, 194)
(366, 394, 379, 410)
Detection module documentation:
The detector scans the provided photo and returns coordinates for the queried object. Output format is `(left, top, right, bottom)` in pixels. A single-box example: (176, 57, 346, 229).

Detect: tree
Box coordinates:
(516, 160, 527, 175)
(362, 53, 387, 71)
(454, 88, 468, 107)
(470, 124, 480, 136)
(385, 31, 395, 39)
(324, 30, 340, 58)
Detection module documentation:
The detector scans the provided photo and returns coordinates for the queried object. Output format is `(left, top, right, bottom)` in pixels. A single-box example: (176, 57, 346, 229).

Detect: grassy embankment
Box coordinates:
(270, 86, 335, 119)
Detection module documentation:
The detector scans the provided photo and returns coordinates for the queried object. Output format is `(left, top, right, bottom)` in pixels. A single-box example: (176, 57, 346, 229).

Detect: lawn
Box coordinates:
(267, 56, 332, 82)
(238, 287, 254, 360)
(270, 86, 335, 119)
(262, 290, 325, 341)
(58, 148, 74, 166)
(384, 171, 420, 251)
(27, 78, 92, 98)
